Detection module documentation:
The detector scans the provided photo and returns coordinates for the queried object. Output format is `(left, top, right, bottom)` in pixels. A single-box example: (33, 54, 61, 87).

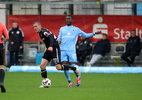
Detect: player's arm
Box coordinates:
(79, 29, 94, 38)
(79, 28, 102, 38)
(57, 28, 62, 44)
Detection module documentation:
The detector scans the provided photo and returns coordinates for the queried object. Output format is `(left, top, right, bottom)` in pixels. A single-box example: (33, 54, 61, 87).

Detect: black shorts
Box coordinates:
(0, 44, 4, 65)
(42, 46, 61, 65)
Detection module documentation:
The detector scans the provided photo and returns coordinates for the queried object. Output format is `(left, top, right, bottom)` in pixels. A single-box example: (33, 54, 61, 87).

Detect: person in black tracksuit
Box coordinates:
(8, 21, 24, 67)
(121, 30, 141, 66)
(87, 34, 110, 66)
(76, 37, 92, 66)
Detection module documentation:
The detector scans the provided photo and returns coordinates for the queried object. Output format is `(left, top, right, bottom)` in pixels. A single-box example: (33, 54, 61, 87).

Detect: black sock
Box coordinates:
(0, 69, 5, 84)
(61, 65, 76, 71)
(41, 69, 47, 79)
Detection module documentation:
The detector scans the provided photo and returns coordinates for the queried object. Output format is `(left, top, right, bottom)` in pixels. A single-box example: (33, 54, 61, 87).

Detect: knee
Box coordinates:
(40, 64, 46, 70)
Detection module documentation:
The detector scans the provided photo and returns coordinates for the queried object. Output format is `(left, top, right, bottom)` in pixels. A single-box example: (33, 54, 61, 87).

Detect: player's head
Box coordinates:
(131, 29, 136, 37)
(13, 21, 18, 29)
(66, 15, 73, 26)
(33, 21, 41, 33)
(102, 33, 107, 40)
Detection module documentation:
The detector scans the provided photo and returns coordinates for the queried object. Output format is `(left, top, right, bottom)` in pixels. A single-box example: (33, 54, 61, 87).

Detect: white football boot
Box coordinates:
(74, 65, 81, 76)
(39, 84, 44, 88)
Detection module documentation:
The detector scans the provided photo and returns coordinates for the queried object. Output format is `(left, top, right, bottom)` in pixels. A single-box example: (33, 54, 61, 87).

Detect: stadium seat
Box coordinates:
(111, 45, 125, 60)
(28, 48, 38, 60)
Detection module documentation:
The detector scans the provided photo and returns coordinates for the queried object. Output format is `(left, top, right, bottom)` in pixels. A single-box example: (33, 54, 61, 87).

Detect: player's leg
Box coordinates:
(0, 65, 6, 93)
(39, 50, 51, 87)
(40, 58, 49, 79)
(68, 51, 81, 87)
(53, 48, 72, 87)
(0, 47, 6, 93)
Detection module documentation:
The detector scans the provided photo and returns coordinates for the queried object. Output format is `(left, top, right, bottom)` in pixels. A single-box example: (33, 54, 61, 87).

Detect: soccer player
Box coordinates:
(33, 21, 80, 87)
(0, 22, 9, 93)
(58, 15, 102, 87)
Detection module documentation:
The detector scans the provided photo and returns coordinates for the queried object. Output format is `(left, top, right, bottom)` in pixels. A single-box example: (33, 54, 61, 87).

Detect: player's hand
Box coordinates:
(58, 40, 62, 44)
(94, 31, 103, 35)
(48, 47, 53, 52)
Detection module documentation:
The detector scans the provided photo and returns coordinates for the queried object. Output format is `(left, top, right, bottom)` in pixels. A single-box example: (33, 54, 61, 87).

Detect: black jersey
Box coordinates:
(39, 28, 58, 48)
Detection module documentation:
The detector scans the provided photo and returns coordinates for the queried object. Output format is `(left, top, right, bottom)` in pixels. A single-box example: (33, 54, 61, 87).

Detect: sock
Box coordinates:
(61, 65, 76, 71)
(71, 64, 79, 78)
(0, 69, 5, 84)
(64, 70, 72, 83)
(41, 69, 47, 79)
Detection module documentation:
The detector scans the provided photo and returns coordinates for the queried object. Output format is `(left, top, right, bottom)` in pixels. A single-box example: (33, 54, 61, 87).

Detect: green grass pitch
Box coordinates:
(1, 72, 142, 100)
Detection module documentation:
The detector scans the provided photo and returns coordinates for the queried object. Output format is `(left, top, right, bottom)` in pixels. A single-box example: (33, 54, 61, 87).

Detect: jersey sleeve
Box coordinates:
(2, 24, 8, 38)
(78, 28, 94, 38)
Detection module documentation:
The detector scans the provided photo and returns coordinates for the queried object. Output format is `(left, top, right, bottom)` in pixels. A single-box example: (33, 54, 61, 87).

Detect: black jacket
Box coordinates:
(93, 39, 110, 56)
(76, 38, 92, 53)
(8, 27, 24, 52)
(126, 36, 140, 53)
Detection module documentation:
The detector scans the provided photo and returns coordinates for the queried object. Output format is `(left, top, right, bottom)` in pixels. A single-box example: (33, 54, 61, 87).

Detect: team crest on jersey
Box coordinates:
(72, 29, 74, 32)
(44, 32, 50, 37)
(11, 32, 14, 34)
(68, 32, 70, 35)
(17, 31, 20, 34)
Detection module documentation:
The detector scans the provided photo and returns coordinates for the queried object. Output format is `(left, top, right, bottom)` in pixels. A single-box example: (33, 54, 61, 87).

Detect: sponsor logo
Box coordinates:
(93, 17, 108, 39)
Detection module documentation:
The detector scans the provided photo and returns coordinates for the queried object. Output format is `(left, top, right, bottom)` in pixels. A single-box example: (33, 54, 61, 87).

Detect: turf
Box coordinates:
(0, 72, 142, 100)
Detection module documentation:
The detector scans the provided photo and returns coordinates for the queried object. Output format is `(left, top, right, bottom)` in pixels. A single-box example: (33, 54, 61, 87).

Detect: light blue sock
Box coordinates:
(64, 70, 71, 83)
(71, 64, 78, 77)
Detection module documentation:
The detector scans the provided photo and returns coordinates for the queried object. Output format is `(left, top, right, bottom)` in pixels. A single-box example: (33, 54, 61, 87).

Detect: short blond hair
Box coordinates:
(33, 21, 41, 25)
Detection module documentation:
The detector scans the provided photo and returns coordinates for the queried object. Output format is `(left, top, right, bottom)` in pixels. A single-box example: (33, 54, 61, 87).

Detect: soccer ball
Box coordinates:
(42, 78, 51, 88)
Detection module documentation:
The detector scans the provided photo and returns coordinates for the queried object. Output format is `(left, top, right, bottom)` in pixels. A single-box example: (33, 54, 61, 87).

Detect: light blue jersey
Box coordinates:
(58, 25, 93, 84)
(58, 25, 94, 51)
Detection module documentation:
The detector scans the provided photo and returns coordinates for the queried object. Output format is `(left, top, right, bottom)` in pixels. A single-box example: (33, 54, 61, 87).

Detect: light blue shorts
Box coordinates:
(61, 50, 77, 63)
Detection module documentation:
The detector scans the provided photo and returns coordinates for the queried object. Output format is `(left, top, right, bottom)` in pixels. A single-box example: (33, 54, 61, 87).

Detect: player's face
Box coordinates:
(131, 31, 136, 37)
(66, 16, 73, 26)
(33, 23, 41, 33)
(13, 23, 18, 29)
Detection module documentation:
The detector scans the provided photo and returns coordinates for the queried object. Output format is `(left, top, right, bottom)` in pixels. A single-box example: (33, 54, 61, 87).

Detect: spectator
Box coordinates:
(121, 30, 140, 66)
(87, 34, 110, 66)
(76, 37, 92, 66)
(7, 21, 24, 68)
